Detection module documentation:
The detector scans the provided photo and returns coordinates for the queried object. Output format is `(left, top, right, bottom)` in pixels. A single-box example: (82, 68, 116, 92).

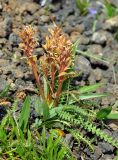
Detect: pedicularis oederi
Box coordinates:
(19, 25, 75, 106)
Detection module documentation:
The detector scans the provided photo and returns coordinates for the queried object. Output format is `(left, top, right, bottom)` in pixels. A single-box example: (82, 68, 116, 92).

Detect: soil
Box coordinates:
(0, 0, 118, 159)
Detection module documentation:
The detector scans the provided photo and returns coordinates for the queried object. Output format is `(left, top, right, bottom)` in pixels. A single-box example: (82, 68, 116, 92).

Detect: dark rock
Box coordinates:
(65, 134, 72, 144)
(84, 146, 102, 160)
(98, 142, 114, 154)
(87, 44, 109, 69)
(74, 55, 91, 80)
(9, 32, 20, 46)
(99, 154, 115, 160)
(0, 106, 7, 121)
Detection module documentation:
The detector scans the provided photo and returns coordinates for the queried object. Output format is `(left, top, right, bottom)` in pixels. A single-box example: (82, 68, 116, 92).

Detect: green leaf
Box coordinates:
(34, 98, 49, 120)
(79, 93, 107, 100)
(42, 101, 49, 121)
(0, 84, 10, 98)
(34, 97, 43, 116)
(79, 83, 104, 94)
(96, 107, 112, 120)
(107, 112, 118, 119)
(0, 128, 6, 142)
(19, 96, 30, 131)
(28, 129, 32, 146)
(1, 114, 8, 128)
(72, 40, 79, 57)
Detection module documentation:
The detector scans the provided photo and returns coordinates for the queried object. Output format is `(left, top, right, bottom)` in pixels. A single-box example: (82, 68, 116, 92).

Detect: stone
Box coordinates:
(0, 17, 12, 38)
(87, 44, 109, 69)
(40, 15, 50, 23)
(13, 69, 24, 79)
(109, 0, 118, 8)
(93, 68, 102, 81)
(91, 31, 107, 44)
(0, 3, 3, 12)
(9, 32, 20, 46)
(74, 55, 91, 80)
(99, 154, 115, 160)
(0, 59, 10, 67)
(0, 38, 7, 44)
(0, 50, 3, 57)
(85, 146, 102, 160)
(18, 2, 39, 15)
(107, 120, 118, 131)
(0, 77, 8, 92)
(98, 142, 114, 154)
(104, 15, 118, 30)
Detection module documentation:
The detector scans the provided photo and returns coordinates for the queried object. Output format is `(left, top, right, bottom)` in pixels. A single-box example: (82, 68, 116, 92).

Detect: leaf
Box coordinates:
(28, 129, 32, 146)
(72, 40, 79, 57)
(107, 112, 118, 119)
(34, 97, 43, 116)
(0, 128, 6, 142)
(0, 84, 10, 98)
(96, 107, 112, 120)
(79, 83, 104, 94)
(76, 50, 109, 65)
(79, 93, 107, 100)
(42, 101, 50, 121)
(19, 96, 30, 131)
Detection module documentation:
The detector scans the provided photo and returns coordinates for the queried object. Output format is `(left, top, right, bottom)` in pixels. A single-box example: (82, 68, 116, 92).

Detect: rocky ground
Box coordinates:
(0, 0, 118, 159)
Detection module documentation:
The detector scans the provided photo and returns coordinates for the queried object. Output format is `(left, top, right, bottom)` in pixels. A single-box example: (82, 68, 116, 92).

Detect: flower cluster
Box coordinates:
(19, 26, 45, 99)
(42, 25, 73, 104)
(19, 25, 74, 105)
(19, 26, 38, 58)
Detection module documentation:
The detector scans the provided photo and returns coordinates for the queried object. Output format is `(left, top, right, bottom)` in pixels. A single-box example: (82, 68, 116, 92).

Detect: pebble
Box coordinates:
(18, 2, 39, 15)
(40, 15, 50, 23)
(84, 146, 102, 160)
(93, 68, 102, 81)
(109, 0, 118, 7)
(104, 15, 118, 30)
(0, 77, 7, 92)
(99, 154, 115, 160)
(98, 142, 114, 154)
(0, 50, 3, 57)
(91, 31, 107, 44)
(9, 32, 20, 46)
(74, 55, 91, 80)
(0, 17, 12, 38)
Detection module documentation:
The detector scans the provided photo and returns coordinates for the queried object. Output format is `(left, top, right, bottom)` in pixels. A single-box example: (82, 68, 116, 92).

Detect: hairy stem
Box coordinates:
(54, 79, 64, 106)
(29, 57, 45, 100)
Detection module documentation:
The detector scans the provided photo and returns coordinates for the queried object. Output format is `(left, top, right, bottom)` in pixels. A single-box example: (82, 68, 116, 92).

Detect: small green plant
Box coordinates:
(1, 24, 117, 159)
(0, 97, 74, 159)
(18, 24, 118, 156)
(76, 0, 90, 15)
(103, 0, 118, 18)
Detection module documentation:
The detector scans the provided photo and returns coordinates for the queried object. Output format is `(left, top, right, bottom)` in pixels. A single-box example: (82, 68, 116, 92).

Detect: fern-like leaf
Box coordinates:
(58, 111, 118, 148)
(67, 128, 94, 151)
